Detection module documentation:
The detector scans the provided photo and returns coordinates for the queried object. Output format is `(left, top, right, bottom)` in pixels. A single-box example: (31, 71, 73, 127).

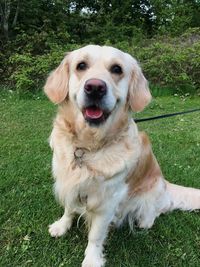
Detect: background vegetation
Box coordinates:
(1, 0, 200, 94)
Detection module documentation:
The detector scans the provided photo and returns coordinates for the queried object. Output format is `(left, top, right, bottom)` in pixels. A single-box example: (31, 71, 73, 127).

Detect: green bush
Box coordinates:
(116, 29, 200, 94)
(3, 28, 200, 95)
(8, 44, 80, 94)
(131, 40, 200, 93)
(1, 28, 72, 93)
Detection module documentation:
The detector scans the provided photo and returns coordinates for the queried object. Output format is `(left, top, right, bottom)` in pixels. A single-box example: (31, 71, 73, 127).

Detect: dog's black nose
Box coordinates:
(84, 79, 107, 98)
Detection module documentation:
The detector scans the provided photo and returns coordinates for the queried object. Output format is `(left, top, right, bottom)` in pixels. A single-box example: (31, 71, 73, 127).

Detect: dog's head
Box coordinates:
(44, 45, 151, 128)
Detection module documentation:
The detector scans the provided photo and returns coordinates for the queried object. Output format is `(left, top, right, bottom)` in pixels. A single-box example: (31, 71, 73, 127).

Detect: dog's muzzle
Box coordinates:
(82, 79, 110, 126)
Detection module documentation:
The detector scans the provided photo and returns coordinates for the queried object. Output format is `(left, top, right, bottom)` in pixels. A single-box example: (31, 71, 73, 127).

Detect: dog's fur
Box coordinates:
(44, 45, 200, 267)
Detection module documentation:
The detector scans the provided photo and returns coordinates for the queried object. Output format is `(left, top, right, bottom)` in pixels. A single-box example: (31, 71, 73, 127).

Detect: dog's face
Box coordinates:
(44, 45, 151, 127)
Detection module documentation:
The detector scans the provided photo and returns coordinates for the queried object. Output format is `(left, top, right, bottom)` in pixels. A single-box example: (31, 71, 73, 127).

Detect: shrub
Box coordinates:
(3, 28, 200, 95)
(131, 38, 200, 93)
(8, 44, 80, 94)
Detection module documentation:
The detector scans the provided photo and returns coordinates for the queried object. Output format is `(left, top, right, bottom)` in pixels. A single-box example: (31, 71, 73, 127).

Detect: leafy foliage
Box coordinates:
(131, 30, 200, 93)
(5, 28, 200, 94)
(0, 1, 200, 93)
(8, 43, 79, 93)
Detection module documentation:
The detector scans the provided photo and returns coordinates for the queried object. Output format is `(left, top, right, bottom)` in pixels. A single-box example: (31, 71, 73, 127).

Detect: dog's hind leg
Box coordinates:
(132, 180, 200, 229)
(125, 179, 172, 229)
(133, 180, 200, 230)
(49, 207, 74, 237)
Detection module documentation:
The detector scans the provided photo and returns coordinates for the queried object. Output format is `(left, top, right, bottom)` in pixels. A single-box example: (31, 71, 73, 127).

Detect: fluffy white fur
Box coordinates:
(44, 45, 200, 267)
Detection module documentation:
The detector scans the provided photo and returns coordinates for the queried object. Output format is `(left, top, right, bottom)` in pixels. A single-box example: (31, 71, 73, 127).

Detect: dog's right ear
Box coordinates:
(44, 55, 70, 104)
(128, 63, 152, 112)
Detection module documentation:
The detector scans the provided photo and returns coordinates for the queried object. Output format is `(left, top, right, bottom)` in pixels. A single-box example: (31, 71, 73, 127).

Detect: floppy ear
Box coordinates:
(129, 63, 152, 112)
(44, 56, 69, 104)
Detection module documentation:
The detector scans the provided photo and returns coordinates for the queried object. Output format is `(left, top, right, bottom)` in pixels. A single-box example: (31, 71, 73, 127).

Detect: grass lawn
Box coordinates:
(0, 91, 200, 267)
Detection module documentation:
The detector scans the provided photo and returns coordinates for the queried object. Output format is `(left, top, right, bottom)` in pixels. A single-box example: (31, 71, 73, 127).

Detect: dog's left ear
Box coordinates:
(128, 62, 152, 112)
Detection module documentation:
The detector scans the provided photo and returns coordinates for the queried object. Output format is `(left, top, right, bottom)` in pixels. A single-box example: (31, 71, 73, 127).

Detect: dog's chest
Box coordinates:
(51, 126, 139, 212)
(54, 169, 128, 215)
(73, 176, 107, 211)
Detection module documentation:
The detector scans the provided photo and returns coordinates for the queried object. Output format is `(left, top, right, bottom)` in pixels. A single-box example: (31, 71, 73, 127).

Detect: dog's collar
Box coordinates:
(74, 147, 88, 168)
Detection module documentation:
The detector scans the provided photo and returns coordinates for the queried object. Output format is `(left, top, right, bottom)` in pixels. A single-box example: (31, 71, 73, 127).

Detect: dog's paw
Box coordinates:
(81, 255, 105, 267)
(48, 219, 71, 237)
(137, 218, 154, 229)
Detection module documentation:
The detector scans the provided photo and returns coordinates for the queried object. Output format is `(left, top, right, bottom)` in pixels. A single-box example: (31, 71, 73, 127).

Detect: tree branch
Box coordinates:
(12, 0, 20, 27)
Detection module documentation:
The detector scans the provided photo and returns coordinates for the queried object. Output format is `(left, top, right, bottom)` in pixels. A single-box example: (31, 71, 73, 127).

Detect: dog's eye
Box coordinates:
(110, 64, 123, 75)
(76, 61, 88, 71)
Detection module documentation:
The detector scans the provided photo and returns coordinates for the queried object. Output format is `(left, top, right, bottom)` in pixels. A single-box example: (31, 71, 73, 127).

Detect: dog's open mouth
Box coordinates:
(83, 106, 110, 125)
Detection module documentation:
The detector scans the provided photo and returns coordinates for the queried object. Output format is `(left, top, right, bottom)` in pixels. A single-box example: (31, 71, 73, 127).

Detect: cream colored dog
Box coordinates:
(44, 45, 200, 267)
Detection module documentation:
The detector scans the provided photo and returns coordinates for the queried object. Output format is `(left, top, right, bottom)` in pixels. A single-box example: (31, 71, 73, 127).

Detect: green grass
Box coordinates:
(0, 91, 200, 267)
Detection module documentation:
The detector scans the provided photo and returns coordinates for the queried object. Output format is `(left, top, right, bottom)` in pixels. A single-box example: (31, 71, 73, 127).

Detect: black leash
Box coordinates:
(135, 108, 200, 123)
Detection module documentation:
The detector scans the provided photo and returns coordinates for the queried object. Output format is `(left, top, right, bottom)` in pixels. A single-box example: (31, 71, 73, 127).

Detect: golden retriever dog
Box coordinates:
(44, 45, 200, 267)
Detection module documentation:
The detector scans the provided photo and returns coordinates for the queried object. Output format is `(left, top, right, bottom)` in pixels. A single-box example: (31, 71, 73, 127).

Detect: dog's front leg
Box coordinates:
(49, 207, 74, 237)
(82, 210, 113, 267)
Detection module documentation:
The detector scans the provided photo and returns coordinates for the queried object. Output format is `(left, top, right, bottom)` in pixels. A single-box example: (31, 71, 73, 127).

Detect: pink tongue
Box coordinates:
(85, 107, 103, 119)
